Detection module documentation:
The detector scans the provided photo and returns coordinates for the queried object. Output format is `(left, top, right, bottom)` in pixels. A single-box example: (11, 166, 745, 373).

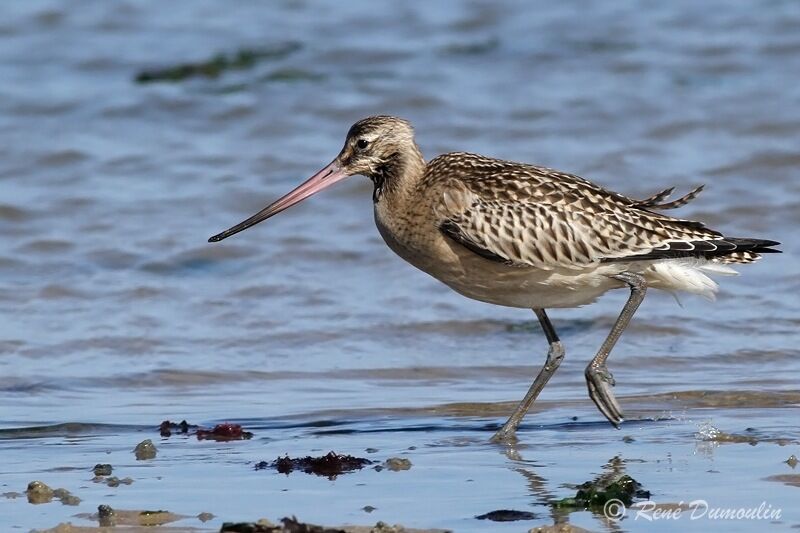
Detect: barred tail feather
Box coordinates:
(606, 237, 781, 263)
(715, 250, 764, 264)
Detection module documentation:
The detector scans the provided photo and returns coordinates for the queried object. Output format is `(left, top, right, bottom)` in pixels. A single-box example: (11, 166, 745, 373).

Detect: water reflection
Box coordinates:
(503, 447, 649, 532)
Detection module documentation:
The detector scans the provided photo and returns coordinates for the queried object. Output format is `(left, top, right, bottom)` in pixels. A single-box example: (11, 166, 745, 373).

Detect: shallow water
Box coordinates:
(1, 1, 799, 531)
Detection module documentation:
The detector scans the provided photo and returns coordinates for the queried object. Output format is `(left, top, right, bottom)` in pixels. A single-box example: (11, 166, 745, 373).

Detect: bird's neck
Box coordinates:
(374, 142, 426, 204)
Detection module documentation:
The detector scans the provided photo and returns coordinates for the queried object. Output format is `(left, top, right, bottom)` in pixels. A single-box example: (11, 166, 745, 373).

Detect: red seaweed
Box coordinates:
(158, 420, 251, 441)
(196, 422, 253, 441)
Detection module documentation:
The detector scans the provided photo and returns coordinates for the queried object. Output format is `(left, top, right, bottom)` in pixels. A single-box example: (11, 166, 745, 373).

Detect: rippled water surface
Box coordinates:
(1, 1, 799, 531)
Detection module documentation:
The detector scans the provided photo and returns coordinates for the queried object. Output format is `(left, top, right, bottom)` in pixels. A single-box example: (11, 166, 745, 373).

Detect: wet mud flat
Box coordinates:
(3, 389, 799, 532)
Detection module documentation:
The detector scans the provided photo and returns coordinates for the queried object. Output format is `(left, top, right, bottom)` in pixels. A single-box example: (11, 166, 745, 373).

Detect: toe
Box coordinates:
(586, 368, 624, 426)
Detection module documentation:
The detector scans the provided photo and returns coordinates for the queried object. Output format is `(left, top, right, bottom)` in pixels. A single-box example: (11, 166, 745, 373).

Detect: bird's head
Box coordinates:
(209, 115, 422, 243)
(336, 115, 417, 179)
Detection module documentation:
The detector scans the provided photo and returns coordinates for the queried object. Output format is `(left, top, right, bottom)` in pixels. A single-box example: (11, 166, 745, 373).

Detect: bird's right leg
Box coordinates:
(585, 271, 647, 427)
(491, 308, 565, 443)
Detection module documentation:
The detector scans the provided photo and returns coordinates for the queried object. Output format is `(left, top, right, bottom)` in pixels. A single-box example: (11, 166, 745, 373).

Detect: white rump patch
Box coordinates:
(647, 259, 739, 301)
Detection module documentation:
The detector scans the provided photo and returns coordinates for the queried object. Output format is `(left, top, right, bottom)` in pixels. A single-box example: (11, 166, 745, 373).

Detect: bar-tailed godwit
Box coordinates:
(209, 116, 780, 441)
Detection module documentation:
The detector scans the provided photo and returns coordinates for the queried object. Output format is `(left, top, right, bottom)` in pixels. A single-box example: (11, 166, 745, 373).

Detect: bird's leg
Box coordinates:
(585, 271, 647, 427)
(491, 308, 564, 443)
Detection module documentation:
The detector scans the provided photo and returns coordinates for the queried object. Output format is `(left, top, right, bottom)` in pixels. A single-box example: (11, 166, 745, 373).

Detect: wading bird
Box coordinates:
(209, 116, 780, 441)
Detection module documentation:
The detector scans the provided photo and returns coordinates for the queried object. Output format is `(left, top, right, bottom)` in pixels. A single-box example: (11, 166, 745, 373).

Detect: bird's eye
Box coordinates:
(356, 139, 370, 149)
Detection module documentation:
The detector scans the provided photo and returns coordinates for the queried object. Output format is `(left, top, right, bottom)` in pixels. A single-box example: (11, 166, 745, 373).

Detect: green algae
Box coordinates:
(135, 43, 301, 83)
(553, 474, 649, 510)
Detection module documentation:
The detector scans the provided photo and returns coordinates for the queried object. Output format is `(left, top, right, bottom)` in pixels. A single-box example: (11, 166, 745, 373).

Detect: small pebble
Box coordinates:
(93, 463, 113, 476)
(384, 457, 412, 471)
(26, 481, 54, 504)
(134, 439, 157, 460)
(98, 504, 115, 517)
(98, 504, 116, 527)
(105, 476, 134, 487)
(53, 488, 81, 506)
(372, 521, 403, 533)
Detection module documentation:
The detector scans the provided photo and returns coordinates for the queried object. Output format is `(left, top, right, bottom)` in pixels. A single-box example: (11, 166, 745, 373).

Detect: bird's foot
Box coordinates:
(490, 422, 520, 444)
(585, 363, 624, 427)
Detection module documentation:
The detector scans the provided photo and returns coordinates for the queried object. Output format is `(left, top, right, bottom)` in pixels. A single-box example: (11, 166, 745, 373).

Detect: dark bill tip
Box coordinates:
(206, 160, 347, 244)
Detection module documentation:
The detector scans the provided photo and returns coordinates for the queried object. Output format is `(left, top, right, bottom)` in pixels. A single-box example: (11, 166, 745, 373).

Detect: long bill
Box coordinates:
(208, 160, 347, 242)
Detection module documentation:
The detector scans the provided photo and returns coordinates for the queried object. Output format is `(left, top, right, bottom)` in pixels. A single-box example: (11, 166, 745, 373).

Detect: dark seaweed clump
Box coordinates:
(221, 516, 346, 533)
(475, 509, 537, 522)
(256, 452, 372, 479)
(159, 419, 190, 437)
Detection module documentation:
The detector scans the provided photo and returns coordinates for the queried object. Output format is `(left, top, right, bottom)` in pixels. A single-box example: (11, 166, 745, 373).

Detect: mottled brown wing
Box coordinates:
(439, 197, 780, 269)
(439, 199, 655, 270)
(429, 152, 778, 268)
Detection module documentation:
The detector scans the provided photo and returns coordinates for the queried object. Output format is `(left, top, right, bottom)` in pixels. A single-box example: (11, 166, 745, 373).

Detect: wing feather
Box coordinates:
(440, 200, 656, 270)
(630, 185, 705, 210)
(427, 152, 779, 269)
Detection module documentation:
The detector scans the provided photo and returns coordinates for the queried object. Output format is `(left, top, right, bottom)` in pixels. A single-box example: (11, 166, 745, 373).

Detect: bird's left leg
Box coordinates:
(491, 308, 564, 443)
(585, 271, 647, 427)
